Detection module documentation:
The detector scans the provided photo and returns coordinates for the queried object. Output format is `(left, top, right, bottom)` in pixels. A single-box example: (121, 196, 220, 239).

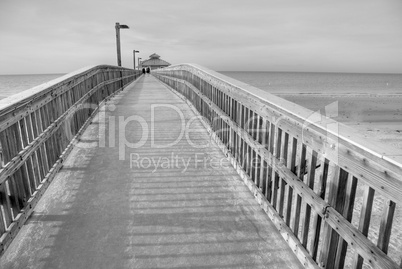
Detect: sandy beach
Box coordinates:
(279, 94, 402, 150)
(280, 93, 402, 267)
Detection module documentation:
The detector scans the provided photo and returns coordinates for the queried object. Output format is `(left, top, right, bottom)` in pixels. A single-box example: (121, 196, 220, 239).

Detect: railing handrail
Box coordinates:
(162, 63, 402, 164)
(0, 65, 133, 113)
(154, 64, 402, 269)
(0, 65, 141, 256)
(156, 64, 402, 193)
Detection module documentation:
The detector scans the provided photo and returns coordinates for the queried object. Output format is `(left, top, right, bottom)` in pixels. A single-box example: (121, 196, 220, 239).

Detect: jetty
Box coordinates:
(0, 64, 401, 269)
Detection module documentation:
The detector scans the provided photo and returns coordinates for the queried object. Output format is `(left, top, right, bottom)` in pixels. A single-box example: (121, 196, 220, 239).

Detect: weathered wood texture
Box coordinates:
(153, 64, 402, 269)
(0, 65, 141, 255)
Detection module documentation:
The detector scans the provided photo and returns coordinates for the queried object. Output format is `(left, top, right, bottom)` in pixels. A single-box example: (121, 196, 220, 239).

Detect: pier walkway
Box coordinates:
(0, 75, 303, 268)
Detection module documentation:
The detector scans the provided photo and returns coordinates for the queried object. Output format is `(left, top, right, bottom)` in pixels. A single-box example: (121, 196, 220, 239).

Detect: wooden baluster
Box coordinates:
(271, 127, 282, 210)
(59, 95, 69, 151)
(267, 121, 275, 203)
(2, 128, 24, 212)
(319, 167, 349, 269)
(258, 119, 268, 191)
(244, 108, 251, 173)
(222, 118, 226, 145)
(240, 106, 246, 170)
(221, 119, 226, 145)
(231, 104, 237, 156)
(302, 150, 318, 249)
(232, 99, 237, 123)
(44, 104, 56, 169)
(233, 104, 240, 164)
(226, 121, 230, 150)
(239, 133, 245, 171)
(31, 110, 48, 180)
(293, 143, 307, 237)
(249, 113, 256, 181)
(351, 185, 374, 268)
(228, 98, 233, 151)
(269, 122, 275, 154)
(246, 144, 252, 178)
(18, 118, 35, 193)
(266, 122, 274, 203)
(39, 106, 51, 167)
(0, 180, 13, 229)
(285, 137, 298, 227)
(248, 109, 253, 138)
(9, 124, 31, 202)
(219, 91, 222, 113)
(261, 160, 268, 198)
(232, 130, 237, 167)
(235, 103, 243, 164)
(0, 194, 6, 234)
(41, 105, 55, 168)
(334, 175, 358, 268)
(310, 158, 329, 261)
(262, 119, 269, 148)
(278, 130, 287, 218)
(377, 199, 396, 254)
(25, 113, 41, 187)
(253, 115, 261, 186)
(55, 95, 66, 153)
(253, 114, 258, 142)
(255, 154, 261, 188)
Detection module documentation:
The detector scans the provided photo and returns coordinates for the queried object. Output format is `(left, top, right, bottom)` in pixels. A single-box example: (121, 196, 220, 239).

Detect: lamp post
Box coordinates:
(138, 57, 142, 70)
(115, 22, 129, 67)
(133, 50, 139, 70)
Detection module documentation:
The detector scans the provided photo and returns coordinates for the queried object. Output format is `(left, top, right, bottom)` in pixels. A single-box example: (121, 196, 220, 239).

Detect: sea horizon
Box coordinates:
(222, 70, 402, 75)
(2, 70, 402, 76)
(1, 70, 402, 98)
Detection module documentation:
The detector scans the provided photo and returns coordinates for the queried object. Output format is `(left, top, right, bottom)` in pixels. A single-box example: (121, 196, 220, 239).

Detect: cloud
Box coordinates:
(1, 0, 402, 74)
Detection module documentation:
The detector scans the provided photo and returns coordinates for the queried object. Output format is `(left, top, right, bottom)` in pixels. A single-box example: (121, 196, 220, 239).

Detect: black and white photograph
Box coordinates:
(0, 1, 401, 268)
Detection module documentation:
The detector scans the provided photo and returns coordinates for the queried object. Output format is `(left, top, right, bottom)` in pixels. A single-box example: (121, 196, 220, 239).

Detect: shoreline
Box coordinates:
(280, 94, 402, 149)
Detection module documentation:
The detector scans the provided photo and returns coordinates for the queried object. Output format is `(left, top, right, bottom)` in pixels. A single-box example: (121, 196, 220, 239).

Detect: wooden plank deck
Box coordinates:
(0, 75, 303, 269)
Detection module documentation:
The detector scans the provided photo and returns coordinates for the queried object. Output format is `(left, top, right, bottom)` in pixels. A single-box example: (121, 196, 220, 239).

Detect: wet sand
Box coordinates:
(279, 94, 402, 149)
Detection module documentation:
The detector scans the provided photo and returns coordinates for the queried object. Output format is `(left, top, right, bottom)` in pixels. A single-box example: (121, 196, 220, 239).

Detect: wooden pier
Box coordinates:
(0, 64, 401, 268)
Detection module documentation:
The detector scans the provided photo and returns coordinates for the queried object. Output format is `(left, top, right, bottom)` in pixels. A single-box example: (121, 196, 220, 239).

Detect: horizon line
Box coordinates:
(2, 70, 402, 76)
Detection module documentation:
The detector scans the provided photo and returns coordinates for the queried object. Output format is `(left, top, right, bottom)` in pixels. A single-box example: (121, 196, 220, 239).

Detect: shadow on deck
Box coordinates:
(0, 76, 303, 268)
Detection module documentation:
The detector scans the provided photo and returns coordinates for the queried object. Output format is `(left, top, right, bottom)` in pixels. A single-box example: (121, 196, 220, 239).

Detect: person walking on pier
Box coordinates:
(142, 68, 145, 75)
(146, 67, 150, 75)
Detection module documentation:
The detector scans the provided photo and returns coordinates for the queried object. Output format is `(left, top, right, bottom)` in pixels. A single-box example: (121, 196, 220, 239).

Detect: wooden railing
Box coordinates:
(0, 65, 141, 254)
(153, 64, 402, 269)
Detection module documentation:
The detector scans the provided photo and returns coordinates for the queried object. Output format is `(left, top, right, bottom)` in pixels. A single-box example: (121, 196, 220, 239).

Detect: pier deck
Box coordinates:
(0, 76, 303, 268)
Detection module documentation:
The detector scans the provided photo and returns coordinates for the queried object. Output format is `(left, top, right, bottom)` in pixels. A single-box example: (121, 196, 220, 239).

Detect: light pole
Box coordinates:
(138, 58, 142, 70)
(133, 50, 139, 70)
(115, 22, 129, 67)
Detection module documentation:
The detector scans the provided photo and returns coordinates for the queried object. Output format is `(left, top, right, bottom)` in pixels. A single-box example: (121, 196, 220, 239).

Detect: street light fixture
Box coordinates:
(138, 57, 142, 70)
(133, 50, 139, 70)
(115, 22, 129, 67)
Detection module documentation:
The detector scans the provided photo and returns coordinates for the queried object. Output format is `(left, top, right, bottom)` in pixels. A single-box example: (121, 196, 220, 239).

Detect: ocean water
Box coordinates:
(221, 71, 402, 149)
(1, 72, 402, 101)
(219, 71, 402, 95)
(0, 74, 64, 100)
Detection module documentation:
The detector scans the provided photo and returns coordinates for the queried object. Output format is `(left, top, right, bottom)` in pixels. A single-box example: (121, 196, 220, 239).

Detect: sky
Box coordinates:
(1, 0, 402, 74)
